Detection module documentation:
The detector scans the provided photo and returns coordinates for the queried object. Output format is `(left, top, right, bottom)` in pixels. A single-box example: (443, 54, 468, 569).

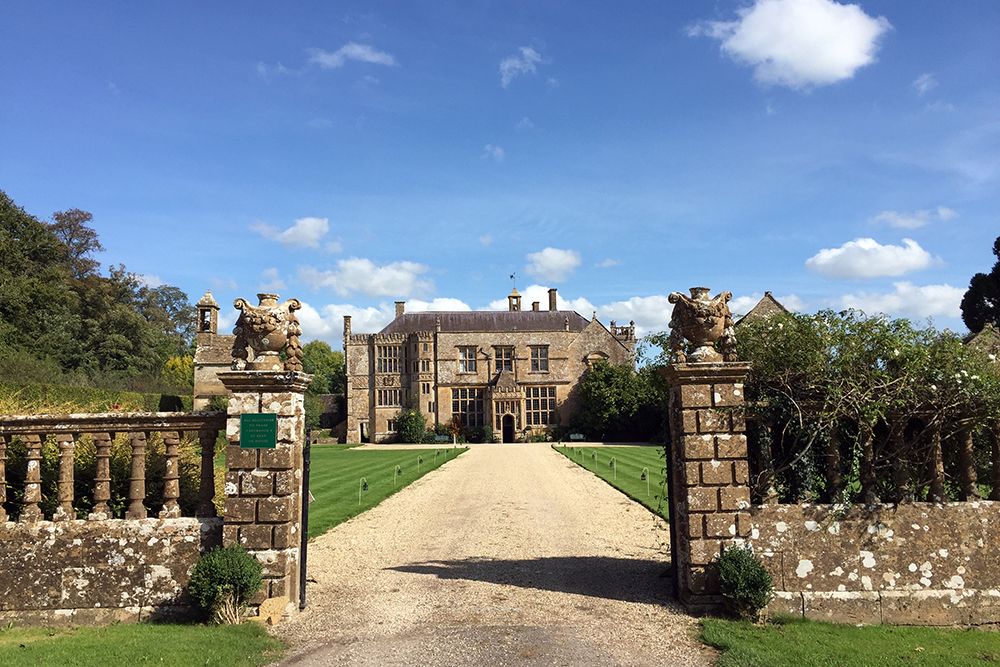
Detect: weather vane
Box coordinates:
(509, 272, 517, 290)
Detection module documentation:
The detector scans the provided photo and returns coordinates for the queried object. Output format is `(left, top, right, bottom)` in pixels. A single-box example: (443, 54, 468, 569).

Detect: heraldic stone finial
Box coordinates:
(667, 287, 737, 363)
(230, 293, 304, 372)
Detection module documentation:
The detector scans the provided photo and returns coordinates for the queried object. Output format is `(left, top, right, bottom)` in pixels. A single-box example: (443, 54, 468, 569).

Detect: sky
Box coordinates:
(2, 0, 999, 347)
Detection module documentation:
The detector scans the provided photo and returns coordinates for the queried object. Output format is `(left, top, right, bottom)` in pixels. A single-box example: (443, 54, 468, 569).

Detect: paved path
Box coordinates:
(277, 443, 713, 667)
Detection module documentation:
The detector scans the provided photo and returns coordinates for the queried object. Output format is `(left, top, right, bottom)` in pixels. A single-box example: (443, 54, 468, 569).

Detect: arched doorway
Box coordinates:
(501, 414, 515, 443)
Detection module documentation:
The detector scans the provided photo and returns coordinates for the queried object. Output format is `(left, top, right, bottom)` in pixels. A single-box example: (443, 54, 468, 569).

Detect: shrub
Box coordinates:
(188, 546, 263, 624)
(717, 544, 774, 621)
(395, 409, 426, 443)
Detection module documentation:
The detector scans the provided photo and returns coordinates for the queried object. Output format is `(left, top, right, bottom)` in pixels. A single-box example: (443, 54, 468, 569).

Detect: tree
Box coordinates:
(395, 409, 426, 443)
(961, 236, 1000, 334)
(301, 340, 346, 394)
(572, 360, 663, 441)
(49, 208, 103, 279)
(162, 355, 194, 390)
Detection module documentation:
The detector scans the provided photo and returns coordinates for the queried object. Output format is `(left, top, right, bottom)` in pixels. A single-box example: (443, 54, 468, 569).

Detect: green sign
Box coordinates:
(240, 413, 277, 449)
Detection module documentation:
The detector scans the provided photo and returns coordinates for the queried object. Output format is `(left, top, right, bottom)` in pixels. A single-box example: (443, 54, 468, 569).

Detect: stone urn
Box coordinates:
(667, 287, 737, 363)
(231, 293, 304, 372)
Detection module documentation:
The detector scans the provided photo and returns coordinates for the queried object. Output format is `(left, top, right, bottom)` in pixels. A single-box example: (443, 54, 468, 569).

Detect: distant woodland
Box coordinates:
(0, 190, 195, 393)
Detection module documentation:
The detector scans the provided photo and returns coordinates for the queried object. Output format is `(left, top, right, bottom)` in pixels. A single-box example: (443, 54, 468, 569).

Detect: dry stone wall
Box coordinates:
(0, 517, 221, 625)
(751, 502, 1000, 625)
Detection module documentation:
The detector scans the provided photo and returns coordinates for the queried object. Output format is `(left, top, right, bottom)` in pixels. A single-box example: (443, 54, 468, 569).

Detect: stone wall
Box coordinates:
(0, 517, 221, 625)
(751, 502, 1000, 625)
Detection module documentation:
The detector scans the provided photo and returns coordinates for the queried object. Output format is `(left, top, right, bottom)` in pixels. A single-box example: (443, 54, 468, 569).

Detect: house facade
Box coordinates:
(344, 288, 636, 443)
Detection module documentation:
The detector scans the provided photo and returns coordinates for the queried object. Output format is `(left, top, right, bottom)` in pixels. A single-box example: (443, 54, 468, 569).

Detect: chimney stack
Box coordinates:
(395, 301, 405, 318)
(531, 301, 540, 312)
(548, 288, 558, 311)
(343, 315, 352, 337)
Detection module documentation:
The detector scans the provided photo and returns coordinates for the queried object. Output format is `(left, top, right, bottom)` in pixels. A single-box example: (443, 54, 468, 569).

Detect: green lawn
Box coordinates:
(554, 445, 668, 519)
(702, 617, 1000, 667)
(307, 445, 467, 537)
(0, 622, 284, 667)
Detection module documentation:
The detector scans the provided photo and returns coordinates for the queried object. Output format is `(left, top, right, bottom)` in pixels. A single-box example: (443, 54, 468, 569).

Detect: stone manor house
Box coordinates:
(345, 288, 637, 443)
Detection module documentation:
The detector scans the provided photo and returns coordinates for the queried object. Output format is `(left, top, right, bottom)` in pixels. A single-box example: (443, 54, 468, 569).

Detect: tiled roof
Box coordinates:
(379, 310, 590, 334)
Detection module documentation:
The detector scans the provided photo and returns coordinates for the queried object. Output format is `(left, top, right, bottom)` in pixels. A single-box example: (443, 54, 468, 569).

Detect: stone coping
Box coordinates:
(0, 411, 226, 435)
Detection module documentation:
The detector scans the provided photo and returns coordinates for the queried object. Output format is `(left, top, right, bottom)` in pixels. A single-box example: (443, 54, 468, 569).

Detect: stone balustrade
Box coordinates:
(0, 412, 225, 522)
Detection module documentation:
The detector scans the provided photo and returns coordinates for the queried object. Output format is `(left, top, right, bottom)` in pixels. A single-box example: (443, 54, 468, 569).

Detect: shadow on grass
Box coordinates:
(387, 555, 675, 605)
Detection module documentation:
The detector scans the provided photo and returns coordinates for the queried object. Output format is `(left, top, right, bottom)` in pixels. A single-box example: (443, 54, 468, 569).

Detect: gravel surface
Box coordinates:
(277, 443, 714, 666)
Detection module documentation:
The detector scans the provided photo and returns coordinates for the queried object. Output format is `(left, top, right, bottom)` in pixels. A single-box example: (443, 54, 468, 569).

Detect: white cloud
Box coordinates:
(308, 43, 397, 69)
(210, 277, 238, 292)
(871, 206, 957, 229)
(479, 234, 493, 246)
(913, 72, 937, 96)
(805, 238, 933, 279)
(251, 216, 330, 248)
(689, 0, 891, 89)
(256, 62, 292, 79)
(258, 268, 286, 292)
(405, 298, 472, 313)
(500, 46, 545, 88)
(136, 274, 164, 288)
(515, 116, 535, 130)
(325, 239, 344, 253)
(299, 258, 432, 297)
(482, 144, 505, 161)
(525, 247, 582, 282)
(596, 295, 674, 337)
(838, 282, 964, 318)
(597, 258, 620, 269)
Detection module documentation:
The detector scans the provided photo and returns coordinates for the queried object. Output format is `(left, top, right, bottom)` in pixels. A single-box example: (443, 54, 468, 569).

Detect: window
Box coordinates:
(423, 343, 429, 352)
(428, 401, 435, 413)
(376, 345, 400, 373)
(377, 389, 401, 406)
(494, 346, 514, 372)
(530, 346, 549, 372)
(421, 359, 430, 372)
(525, 386, 556, 426)
(421, 382, 431, 395)
(387, 419, 398, 432)
(459, 346, 477, 373)
(451, 387, 485, 427)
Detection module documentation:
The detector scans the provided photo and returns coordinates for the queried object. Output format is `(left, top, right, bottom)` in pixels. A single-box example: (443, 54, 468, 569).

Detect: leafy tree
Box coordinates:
(162, 355, 194, 390)
(961, 236, 1000, 334)
(572, 360, 664, 441)
(49, 208, 103, 279)
(301, 340, 346, 394)
(395, 409, 426, 443)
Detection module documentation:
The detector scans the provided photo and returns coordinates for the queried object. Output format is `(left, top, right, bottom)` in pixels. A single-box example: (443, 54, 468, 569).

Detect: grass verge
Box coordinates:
(0, 621, 284, 667)
(554, 445, 668, 519)
(702, 617, 1000, 667)
(307, 445, 468, 537)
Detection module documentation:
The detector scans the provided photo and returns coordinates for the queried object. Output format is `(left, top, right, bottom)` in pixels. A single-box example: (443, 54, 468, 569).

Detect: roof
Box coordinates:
(379, 310, 590, 335)
(964, 323, 1000, 354)
(735, 292, 789, 326)
(196, 291, 219, 308)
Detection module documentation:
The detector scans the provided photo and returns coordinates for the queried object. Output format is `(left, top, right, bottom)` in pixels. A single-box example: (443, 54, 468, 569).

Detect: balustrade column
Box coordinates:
(991, 421, 1000, 502)
(928, 425, 946, 503)
(20, 434, 43, 522)
(52, 434, 76, 521)
(160, 431, 182, 518)
(127, 431, 148, 519)
(197, 428, 218, 517)
(958, 426, 980, 501)
(0, 435, 7, 523)
(90, 432, 113, 519)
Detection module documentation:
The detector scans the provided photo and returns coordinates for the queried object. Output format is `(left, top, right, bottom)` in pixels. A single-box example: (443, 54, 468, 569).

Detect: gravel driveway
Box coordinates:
(277, 443, 714, 666)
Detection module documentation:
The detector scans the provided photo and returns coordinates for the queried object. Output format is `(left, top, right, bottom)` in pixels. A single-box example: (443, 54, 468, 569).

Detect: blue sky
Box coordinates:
(3, 1, 998, 346)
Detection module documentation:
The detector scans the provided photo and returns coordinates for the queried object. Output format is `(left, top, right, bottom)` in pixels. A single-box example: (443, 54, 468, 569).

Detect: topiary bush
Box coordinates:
(188, 546, 263, 624)
(717, 544, 774, 621)
(395, 408, 426, 443)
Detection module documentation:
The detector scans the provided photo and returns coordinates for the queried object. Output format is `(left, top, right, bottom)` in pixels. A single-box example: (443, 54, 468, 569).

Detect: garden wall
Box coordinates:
(751, 502, 1000, 625)
(0, 517, 221, 625)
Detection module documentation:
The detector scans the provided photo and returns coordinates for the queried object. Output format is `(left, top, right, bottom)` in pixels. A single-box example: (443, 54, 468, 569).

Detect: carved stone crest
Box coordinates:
(668, 287, 737, 363)
(231, 293, 304, 372)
